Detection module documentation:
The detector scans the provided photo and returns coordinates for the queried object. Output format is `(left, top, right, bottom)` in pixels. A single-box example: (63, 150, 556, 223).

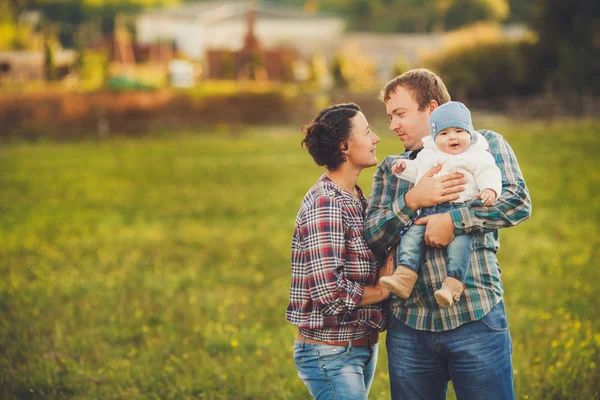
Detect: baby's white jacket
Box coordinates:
(395, 131, 502, 203)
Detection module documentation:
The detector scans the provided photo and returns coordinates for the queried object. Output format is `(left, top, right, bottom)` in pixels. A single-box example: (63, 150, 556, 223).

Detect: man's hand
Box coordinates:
(404, 165, 467, 211)
(478, 188, 497, 206)
(413, 213, 455, 248)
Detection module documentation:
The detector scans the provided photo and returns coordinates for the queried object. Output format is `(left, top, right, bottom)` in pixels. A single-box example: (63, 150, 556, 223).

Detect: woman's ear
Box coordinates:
(341, 142, 349, 154)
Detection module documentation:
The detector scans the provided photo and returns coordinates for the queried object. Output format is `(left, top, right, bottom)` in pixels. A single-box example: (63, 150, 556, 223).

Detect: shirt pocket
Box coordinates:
(346, 229, 374, 261)
(345, 230, 376, 280)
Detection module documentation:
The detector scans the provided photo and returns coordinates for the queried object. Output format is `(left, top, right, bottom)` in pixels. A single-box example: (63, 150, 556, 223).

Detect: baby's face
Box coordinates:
(434, 127, 471, 155)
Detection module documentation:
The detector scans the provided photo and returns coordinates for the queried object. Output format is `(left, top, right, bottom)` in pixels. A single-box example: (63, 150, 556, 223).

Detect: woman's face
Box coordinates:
(345, 112, 381, 169)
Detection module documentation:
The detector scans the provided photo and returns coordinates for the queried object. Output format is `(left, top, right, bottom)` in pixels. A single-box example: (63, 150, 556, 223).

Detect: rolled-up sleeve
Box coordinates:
(365, 157, 417, 254)
(302, 195, 364, 314)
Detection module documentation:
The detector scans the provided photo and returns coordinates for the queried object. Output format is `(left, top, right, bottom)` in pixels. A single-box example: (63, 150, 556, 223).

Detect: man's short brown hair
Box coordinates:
(380, 69, 451, 111)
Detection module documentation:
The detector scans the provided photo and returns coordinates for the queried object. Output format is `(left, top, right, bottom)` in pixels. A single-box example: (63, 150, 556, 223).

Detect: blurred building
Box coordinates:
(0, 50, 77, 81)
(205, 8, 297, 81)
(136, 1, 345, 60)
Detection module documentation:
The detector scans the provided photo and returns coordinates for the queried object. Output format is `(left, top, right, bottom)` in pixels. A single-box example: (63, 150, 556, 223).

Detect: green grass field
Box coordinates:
(1, 118, 599, 399)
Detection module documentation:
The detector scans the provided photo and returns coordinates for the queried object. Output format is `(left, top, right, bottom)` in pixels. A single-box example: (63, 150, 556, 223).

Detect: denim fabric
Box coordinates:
(397, 202, 473, 281)
(386, 301, 515, 400)
(294, 340, 379, 400)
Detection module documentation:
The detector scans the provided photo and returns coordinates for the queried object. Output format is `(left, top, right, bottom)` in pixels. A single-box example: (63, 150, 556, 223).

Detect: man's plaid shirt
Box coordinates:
(365, 130, 531, 332)
(286, 175, 386, 342)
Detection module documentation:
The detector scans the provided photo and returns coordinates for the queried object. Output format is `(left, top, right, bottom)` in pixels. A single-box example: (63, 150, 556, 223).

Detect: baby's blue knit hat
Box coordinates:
(430, 101, 476, 141)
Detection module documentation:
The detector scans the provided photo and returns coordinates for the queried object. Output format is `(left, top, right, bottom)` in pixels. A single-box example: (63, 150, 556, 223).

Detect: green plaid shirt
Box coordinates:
(365, 130, 532, 332)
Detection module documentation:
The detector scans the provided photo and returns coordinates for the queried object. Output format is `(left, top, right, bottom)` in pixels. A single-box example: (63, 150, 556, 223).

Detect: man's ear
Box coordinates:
(428, 100, 439, 114)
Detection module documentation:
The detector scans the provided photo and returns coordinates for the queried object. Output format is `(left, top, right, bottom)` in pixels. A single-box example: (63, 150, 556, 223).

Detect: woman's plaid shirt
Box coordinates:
(365, 130, 531, 332)
(286, 175, 386, 342)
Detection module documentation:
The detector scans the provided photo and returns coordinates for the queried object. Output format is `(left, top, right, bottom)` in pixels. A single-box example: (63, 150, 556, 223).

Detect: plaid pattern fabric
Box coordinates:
(286, 175, 386, 341)
(365, 130, 531, 332)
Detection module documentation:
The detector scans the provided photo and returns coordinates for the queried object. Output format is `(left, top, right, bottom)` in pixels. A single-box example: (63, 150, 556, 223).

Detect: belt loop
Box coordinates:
(348, 339, 353, 349)
(300, 332, 306, 349)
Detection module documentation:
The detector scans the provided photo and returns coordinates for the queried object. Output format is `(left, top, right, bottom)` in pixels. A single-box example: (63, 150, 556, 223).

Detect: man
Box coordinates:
(364, 69, 531, 399)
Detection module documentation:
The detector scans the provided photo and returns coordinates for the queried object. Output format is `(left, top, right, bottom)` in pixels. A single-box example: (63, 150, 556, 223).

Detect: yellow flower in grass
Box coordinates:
(231, 339, 239, 348)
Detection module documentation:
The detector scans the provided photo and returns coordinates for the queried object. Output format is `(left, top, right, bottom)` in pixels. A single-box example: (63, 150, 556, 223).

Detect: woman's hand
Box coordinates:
(358, 252, 394, 305)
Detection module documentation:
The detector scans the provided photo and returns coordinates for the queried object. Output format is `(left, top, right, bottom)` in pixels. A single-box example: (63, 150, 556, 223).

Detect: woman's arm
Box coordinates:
(358, 255, 393, 305)
(302, 195, 367, 315)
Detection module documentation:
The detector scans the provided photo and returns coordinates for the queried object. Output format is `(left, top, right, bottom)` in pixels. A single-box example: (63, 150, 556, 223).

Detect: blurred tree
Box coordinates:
(44, 37, 55, 80)
(422, 22, 534, 99)
(330, 54, 348, 89)
(0, 0, 16, 49)
(530, 0, 600, 96)
(391, 55, 411, 78)
(506, 0, 532, 23)
(443, 0, 509, 31)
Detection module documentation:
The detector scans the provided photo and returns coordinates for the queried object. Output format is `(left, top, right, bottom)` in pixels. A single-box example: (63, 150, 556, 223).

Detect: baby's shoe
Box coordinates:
(434, 277, 465, 307)
(380, 266, 418, 299)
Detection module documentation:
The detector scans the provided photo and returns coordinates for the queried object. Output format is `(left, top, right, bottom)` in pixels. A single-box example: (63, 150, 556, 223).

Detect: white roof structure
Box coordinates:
(136, 1, 345, 60)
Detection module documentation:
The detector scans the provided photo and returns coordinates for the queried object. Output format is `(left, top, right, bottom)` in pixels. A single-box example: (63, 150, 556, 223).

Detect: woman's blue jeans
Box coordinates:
(386, 301, 515, 400)
(293, 339, 379, 399)
(398, 202, 472, 281)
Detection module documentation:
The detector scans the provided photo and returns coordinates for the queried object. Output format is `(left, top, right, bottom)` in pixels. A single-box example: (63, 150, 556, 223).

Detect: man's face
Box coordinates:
(385, 86, 434, 151)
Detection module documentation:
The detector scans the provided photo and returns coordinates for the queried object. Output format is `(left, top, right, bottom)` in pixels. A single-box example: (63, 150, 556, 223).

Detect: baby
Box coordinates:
(380, 101, 502, 307)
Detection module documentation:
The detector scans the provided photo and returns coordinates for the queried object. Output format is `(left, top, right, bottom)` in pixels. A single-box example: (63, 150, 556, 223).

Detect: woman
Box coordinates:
(286, 103, 393, 400)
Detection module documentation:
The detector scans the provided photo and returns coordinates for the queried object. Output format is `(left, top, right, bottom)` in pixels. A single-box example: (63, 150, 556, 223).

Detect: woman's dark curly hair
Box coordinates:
(301, 103, 361, 170)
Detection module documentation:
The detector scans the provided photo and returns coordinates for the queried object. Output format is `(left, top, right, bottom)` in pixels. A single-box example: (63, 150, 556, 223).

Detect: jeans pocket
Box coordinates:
(481, 301, 509, 332)
(317, 345, 353, 365)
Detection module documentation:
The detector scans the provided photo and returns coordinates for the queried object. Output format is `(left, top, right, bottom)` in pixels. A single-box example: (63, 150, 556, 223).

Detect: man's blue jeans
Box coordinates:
(398, 202, 472, 281)
(294, 340, 379, 400)
(386, 301, 515, 400)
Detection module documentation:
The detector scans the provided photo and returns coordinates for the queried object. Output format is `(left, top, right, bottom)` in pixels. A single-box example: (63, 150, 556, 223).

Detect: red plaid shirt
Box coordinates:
(286, 175, 386, 342)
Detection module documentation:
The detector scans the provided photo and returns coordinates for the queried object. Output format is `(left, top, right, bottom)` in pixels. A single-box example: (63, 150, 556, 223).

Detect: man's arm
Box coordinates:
(364, 157, 417, 254)
(449, 130, 532, 234)
(365, 156, 467, 253)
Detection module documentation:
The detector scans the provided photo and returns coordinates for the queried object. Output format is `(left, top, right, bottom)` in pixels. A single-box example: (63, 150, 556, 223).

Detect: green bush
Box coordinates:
(423, 23, 536, 99)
